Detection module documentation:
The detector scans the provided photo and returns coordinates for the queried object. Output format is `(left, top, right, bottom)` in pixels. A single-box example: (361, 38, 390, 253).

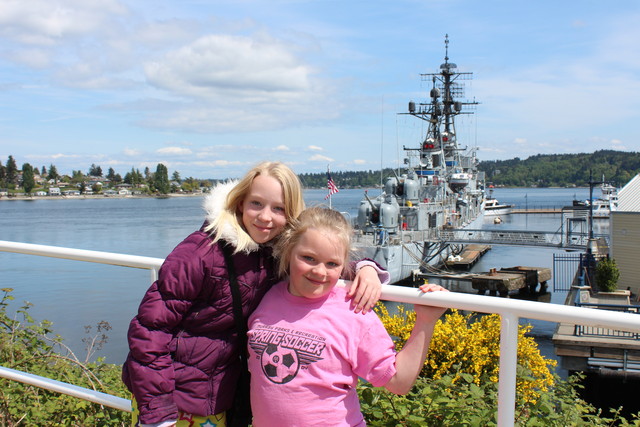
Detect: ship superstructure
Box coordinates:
(353, 36, 485, 283)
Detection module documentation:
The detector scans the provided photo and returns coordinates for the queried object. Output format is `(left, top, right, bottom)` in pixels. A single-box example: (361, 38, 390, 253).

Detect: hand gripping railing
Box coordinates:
(2, 240, 640, 426)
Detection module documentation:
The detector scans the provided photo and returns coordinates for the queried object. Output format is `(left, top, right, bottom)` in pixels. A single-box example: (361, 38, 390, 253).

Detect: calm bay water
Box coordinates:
(0, 187, 593, 365)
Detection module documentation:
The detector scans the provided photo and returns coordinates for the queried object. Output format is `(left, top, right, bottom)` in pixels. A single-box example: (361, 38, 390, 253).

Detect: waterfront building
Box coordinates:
(609, 174, 640, 296)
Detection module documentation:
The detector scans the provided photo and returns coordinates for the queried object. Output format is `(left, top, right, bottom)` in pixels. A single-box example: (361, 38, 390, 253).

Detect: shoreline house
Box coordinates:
(608, 174, 640, 297)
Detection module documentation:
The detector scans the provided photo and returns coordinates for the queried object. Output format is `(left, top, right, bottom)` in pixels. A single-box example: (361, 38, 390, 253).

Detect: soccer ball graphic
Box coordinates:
(261, 343, 299, 384)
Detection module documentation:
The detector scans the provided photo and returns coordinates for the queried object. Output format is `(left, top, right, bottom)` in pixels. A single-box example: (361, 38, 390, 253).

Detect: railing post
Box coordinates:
(497, 312, 518, 427)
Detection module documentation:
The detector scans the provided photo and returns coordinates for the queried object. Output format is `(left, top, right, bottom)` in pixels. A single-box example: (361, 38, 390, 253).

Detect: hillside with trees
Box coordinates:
(479, 150, 640, 188)
(303, 150, 640, 189)
(2, 150, 639, 196)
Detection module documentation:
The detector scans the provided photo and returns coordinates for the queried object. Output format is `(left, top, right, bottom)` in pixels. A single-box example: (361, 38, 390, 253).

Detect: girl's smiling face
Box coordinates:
(240, 174, 287, 244)
(287, 227, 345, 299)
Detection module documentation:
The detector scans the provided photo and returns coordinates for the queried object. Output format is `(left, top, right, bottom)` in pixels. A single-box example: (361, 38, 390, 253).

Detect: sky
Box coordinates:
(1, 0, 639, 180)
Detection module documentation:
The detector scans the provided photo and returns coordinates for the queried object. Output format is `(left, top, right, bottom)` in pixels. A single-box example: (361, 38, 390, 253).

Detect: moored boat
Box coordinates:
(352, 36, 485, 284)
(483, 188, 514, 216)
(591, 182, 619, 218)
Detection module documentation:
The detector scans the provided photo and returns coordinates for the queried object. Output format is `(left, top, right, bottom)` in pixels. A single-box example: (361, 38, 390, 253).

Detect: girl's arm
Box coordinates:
(383, 283, 448, 395)
(348, 260, 390, 313)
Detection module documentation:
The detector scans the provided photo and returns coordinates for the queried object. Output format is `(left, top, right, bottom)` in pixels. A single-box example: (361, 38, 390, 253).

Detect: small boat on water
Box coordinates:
(590, 182, 619, 219)
(352, 35, 485, 284)
(484, 188, 513, 216)
(575, 180, 619, 219)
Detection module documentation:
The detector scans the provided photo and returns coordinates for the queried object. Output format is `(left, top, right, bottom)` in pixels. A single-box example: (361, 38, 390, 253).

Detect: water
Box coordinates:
(0, 187, 591, 365)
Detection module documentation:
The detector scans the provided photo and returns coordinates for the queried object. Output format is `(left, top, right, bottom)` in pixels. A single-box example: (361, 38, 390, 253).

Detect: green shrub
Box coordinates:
(0, 288, 130, 426)
(361, 303, 640, 425)
(595, 257, 620, 292)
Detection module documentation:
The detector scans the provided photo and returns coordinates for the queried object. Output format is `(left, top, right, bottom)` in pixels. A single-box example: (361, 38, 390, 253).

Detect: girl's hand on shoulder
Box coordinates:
(415, 283, 448, 321)
(348, 265, 382, 314)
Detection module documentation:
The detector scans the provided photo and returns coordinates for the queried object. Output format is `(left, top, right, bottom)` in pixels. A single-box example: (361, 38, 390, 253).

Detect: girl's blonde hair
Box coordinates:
(275, 206, 353, 278)
(206, 161, 305, 252)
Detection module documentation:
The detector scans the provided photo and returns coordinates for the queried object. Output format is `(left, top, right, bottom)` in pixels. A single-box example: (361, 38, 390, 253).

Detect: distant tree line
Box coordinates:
(2, 150, 639, 196)
(302, 150, 640, 189)
(480, 150, 640, 188)
(0, 156, 214, 196)
(298, 169, 398, 189)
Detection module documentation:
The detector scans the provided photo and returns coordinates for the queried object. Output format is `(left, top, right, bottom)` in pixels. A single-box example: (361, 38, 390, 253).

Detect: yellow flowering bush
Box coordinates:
(375, 304, 557, 404)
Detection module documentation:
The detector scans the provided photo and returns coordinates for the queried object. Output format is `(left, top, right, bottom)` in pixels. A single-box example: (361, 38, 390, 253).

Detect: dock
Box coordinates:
(472, 270, 525, 297)
(445, 244, 491, 270)
(553, 287, 640, 373)
(413, 265, 552, 298)
(511, 208, 562, 214)
(500, 266, 551, 293)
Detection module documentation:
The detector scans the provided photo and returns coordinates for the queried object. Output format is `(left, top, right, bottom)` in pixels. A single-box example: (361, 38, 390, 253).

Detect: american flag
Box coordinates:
(324, 172, 339, 200)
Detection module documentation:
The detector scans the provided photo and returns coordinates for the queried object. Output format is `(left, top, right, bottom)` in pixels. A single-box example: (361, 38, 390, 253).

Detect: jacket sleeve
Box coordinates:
(344, 258, 391, 285)
(123, 233, 211, 424)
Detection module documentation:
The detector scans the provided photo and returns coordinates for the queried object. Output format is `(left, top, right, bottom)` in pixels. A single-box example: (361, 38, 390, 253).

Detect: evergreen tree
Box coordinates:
(6, 155, 18, 186)
(71, 170, 85, 183)
(89, 164, 103, 177)
(154, 163, 170, 194)
(21, 163, 35, 194)
(71, 170, 86, 193)
(125, 168, 143, 186)
(0, 162, 5, 186)
(172, 171, 181, 183)
(47, 164, 59, 186)
(106, 167, 116, 182)
(41, 165, 47, 176)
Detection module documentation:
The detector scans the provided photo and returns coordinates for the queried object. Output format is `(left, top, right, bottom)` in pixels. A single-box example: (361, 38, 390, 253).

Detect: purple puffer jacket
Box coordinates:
(122, 228, 279, 424)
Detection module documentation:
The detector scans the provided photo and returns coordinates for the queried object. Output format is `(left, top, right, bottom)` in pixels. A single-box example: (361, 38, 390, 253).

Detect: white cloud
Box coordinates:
(0, 0, 127, 46)
(309, 154, 334, 162)
(610, 139, 626, 150)
(156, 146, 193, 155)
(193, 160, 245, 167)
(9, 48, 52, 68)
(54, 153, 80, 159)
(137, 33, 343, 133)
(275, 145, 290, 151)
(513, 138, 527, 146)
(144, 34, 313, 99)
(307, 145, 323, 151)
(123, 148, 141, 156)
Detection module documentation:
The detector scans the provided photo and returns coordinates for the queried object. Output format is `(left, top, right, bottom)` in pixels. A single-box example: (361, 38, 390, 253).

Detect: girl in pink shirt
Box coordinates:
(247, 206, 447, 426)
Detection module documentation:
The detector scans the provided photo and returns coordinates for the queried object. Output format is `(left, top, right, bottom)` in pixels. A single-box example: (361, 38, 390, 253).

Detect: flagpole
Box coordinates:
(325, 165, 339, 209)
(327, 165, 332, 209)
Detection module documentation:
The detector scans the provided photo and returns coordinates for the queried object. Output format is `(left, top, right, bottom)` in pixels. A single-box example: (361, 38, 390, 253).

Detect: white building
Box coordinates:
(609, 174, 640, 297)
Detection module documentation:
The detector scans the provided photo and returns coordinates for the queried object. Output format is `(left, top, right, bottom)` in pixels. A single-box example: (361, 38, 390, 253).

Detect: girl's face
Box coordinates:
(240, 174, 287, 244)
(287, 227, 345, 299)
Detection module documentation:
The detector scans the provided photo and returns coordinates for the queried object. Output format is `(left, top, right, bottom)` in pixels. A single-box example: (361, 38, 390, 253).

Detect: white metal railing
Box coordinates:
(2, 240, 640, 426)
(0, 240, 163, 281)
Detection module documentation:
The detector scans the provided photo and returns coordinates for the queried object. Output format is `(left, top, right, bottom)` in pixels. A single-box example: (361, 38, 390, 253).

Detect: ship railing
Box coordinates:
(2, 239, 640, 427)
(436, 228, 604, 249)
(352, 227, 441, 246)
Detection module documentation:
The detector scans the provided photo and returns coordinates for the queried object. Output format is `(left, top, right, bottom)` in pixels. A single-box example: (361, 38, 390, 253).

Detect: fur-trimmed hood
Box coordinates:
(202, 180, 261, 253)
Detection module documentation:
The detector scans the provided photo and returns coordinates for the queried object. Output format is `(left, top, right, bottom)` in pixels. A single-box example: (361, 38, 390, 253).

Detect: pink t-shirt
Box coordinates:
(247, 280, 397, 427)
